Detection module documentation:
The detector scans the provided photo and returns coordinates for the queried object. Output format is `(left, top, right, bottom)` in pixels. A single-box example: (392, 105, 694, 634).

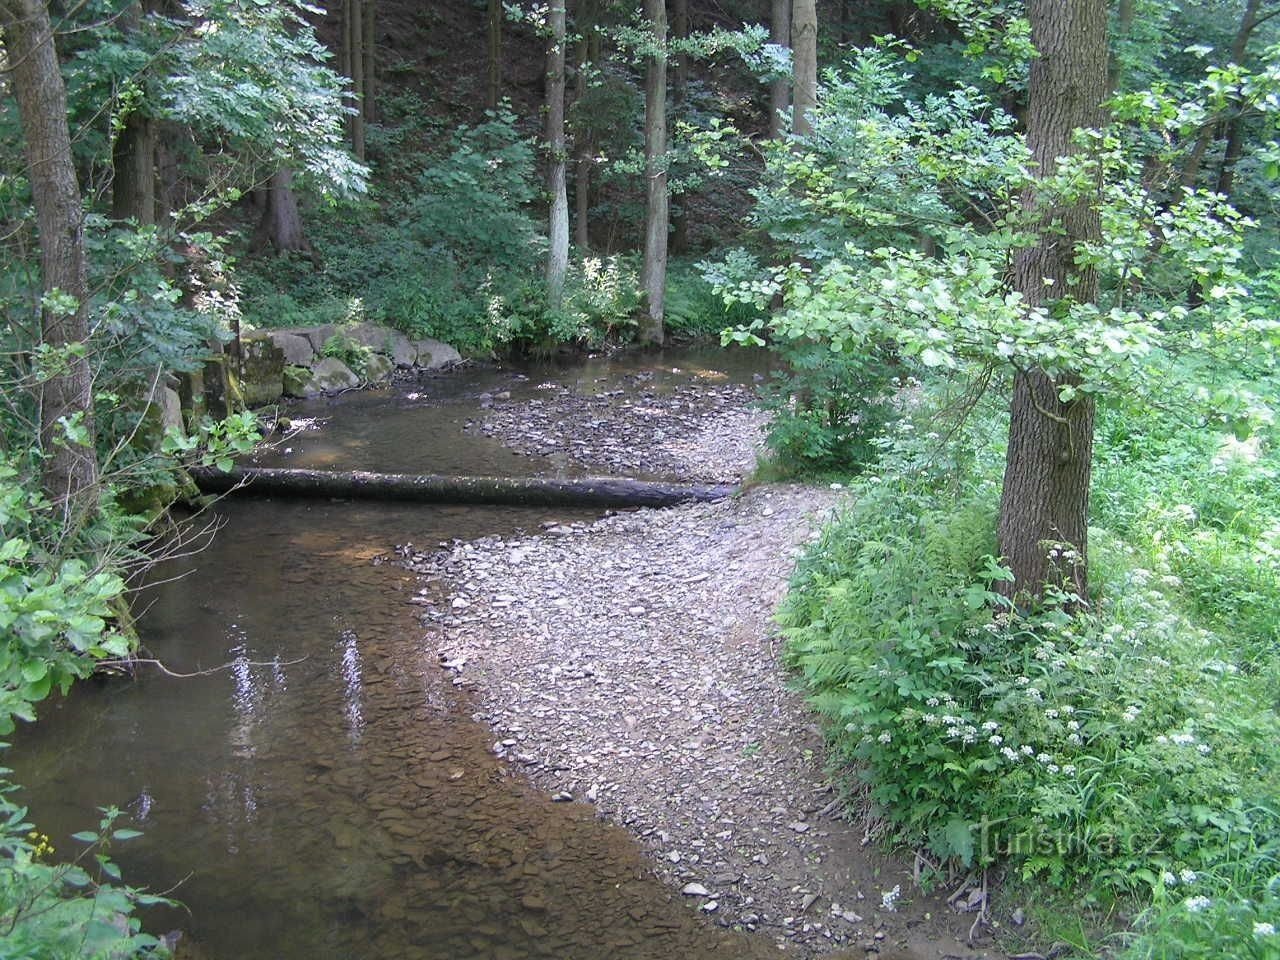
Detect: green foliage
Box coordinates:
(0, 456, 136, 735)
(321, 334, 375, 378)
(0, 775, 170, 959)
(782, 393, 1280, 958)
(754, 343, 898, 477)
(724, 46, 1277, 446)
(663, 261, 761, 339)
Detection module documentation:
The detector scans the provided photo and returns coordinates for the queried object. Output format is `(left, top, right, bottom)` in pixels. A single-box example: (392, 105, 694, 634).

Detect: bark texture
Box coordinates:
(669, 0, 689, 253)
(109, 2, 154, 224)
(2, 0, 100, 512)
(486, 0, 502, 110)
(252, 168, 309, 254)
(111, 112, 155, 224)
(769, 0, 791, 139)
(639, 0, 668, 346)
(344, 0, 366, 161)
(545, 0, 569, 308)
(997, 0, 1109, 603)
(573, 22, 595, 250)
(791, 0, 817, 137)
(192, 467, 736, 508)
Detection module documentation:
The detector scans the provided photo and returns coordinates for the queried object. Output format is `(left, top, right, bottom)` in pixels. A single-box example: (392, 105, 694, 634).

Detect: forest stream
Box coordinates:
(5, 349, 793, 960)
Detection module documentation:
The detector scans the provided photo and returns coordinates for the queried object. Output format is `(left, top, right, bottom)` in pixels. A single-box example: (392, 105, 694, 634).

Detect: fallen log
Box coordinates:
(190, 466, 737, 508)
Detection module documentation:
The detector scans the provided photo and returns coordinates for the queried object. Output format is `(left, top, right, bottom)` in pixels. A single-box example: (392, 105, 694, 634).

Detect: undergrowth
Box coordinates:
(781, 389, 1280, 958)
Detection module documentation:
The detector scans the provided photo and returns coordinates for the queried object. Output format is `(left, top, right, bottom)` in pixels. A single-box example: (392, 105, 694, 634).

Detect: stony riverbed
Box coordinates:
(403, 376, 1001, 959)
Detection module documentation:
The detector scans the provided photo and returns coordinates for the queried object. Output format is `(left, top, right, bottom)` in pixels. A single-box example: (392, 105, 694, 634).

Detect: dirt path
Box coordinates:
(403, 378, 1004, 959)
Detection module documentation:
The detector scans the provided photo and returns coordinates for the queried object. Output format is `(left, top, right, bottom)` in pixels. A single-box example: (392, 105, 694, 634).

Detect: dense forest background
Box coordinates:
(1, 0, 1278, 956)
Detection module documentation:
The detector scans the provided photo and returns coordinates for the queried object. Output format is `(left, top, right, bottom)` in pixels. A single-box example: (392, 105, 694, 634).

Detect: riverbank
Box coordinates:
(403, 383, 999, 958)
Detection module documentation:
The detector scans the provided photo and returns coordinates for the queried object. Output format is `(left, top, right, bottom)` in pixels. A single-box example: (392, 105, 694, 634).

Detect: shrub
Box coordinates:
(0, 775, 169, 959)
(782, 397, 1280, 959)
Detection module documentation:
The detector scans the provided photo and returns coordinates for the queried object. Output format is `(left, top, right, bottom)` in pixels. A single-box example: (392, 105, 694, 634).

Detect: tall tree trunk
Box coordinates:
(639, 0, 668, 346)
(791, 0, 817, 137)
(769, 0, 791, 138)
(1213, 0, 1262, 200)
(573, 23, 594, 250)
(670, 0, 689, 254)
(362, 0, 377, 125)
(486, 0, 502, 110)
(252, 169, 309, 254)
(345, 0, 366, 161)
(1, 0, 99, 512)
(997, 0, 1109, 603)
(1180, 0, 1261, 191)
(1107, 0, 1135, 91)
(110, 1, 155, 224)
(111, 113, 155, 224)
(545, 0, 569, 309)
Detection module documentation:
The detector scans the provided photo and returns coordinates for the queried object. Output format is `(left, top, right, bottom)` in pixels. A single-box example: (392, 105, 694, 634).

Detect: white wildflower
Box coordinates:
(989, 735, 1003, 746)
(1180, 869, 1197, 884)
(1183, 896, 1211, 913)
(1255, 922, 1276, 937)
(877, 731, 893, 744)
(1162, 871, 1178, 887)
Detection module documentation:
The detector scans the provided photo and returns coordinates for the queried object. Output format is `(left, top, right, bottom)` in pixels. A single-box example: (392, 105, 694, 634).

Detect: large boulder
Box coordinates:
(293, 324, 342, 353)
(160, 385, 184, 433)
(343, 322, 414, 364)
(306, 357, 360, 393)
(238, 335, 285, 407)
(283, 365, 314, 398)
(412, 338, 462, 369)
(364, 353, 394, 383)
(269, 331, 316, 366)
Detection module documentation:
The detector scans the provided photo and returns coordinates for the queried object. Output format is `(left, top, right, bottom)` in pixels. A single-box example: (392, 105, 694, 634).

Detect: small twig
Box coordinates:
(967, 868, 989, 942)
(946, 871, 976, 906)
(97, 656, 307, 679)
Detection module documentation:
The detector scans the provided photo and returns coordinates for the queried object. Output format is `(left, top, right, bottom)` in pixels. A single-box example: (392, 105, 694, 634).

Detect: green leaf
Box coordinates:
(920, 347, 952, 368)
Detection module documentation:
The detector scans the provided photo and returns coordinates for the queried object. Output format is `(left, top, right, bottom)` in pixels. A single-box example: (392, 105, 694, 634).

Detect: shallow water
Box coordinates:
(6, 348, 779, 960)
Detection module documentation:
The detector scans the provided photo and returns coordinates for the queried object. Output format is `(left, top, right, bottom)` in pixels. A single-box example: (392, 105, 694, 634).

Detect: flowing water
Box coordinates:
(6, 348, 781, 960)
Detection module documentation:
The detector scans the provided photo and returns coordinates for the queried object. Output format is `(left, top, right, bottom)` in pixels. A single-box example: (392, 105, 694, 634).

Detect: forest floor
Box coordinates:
(402, 380, 1010, 959)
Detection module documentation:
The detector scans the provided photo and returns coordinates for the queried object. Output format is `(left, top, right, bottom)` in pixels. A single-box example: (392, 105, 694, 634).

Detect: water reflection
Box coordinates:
(338, 628, 364, 743)
(5, 348, 783, 960)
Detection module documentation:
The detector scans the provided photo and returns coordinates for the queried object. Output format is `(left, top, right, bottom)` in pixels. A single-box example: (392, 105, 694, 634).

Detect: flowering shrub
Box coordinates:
(782, 398, 1280, 957)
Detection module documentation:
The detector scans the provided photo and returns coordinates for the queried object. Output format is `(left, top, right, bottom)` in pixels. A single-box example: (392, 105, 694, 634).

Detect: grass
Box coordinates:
(779, 385, 1280, 959)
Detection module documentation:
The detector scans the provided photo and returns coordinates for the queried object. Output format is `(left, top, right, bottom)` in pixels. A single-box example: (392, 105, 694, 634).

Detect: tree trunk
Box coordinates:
(1213, 0, 1262, 200)
(110, 1, 155, 224)
(252, 169, 309, 254)
(111, 113, 155, 225)
(573, 22, 595, 250)
(670, 0, 689, 254)
(791, 0, 817, 137)
(486, 0, 502, 110)
(1, 0, 99, 513)
(191, 466, 737, 508)
(996, 0, 1108, 604)
(362, 0, 377, 125)
(1107, 0, 1135, 91)
(769, 0, 791, 139)
(1180, 0, 1260, 191)
(639, 0, 668, 346)
(546, 0, 569, 309)
(345, 0, 366, 161)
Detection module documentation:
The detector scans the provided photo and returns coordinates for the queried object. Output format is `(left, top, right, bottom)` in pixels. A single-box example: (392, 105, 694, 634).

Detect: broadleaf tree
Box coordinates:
(722, 6, 1278, 604)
